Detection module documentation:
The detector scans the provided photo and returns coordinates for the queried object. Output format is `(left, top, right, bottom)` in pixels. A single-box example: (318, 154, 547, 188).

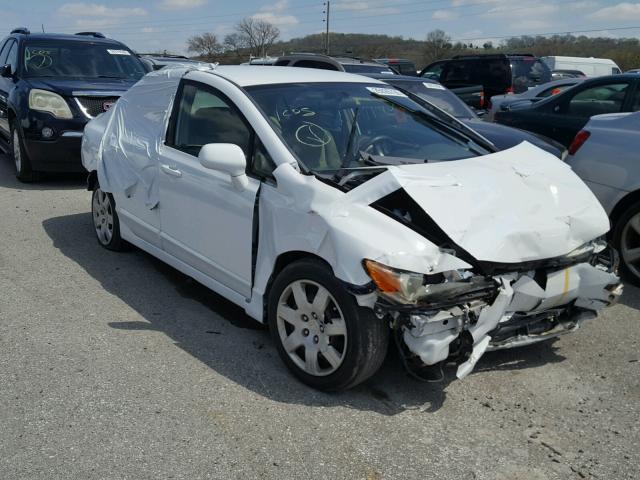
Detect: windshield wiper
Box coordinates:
(95, 75, 128, 79)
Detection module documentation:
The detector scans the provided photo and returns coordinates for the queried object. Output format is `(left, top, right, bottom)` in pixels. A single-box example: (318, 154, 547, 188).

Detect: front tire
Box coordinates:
(92, 188, 127, 251)
(10, 123, 36, 182)
(268, 259, 389, 391)
(613, 200, 640, 286)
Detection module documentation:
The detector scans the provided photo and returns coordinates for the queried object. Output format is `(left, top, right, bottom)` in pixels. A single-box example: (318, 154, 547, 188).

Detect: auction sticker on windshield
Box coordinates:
(366, 87, 407, 97)
(107, 49, 131, 55)
(423, 83, 446, 90)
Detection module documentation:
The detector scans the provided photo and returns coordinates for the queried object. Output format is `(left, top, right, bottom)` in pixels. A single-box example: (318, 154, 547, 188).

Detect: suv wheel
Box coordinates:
(10, 123, 36, 182)
(268, 259, 389, 391)
(613, 200, 640, 286)
(92, 188, 127, 251)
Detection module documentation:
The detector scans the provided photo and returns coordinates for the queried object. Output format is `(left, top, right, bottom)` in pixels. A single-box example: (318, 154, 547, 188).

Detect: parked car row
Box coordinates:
(0, 28, 629, 391)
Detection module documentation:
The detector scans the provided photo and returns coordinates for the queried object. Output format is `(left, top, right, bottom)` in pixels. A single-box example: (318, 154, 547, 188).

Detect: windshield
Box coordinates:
(385, 80, 476, 119)
(22, 40, 147, 80)
(342, 64, 396, 75)
(246, 82, 486, 173)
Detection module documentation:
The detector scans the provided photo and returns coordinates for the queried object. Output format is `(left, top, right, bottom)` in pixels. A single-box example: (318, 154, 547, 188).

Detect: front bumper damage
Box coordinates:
(384, 249, 623, 380)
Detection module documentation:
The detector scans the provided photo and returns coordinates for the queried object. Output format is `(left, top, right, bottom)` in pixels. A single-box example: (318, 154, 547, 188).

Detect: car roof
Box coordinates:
(11, 32, 125, 46)
(206, 65, 385, 87)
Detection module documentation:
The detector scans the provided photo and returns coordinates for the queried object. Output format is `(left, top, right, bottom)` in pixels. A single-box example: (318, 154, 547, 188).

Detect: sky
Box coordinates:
(1, 0, 639, 55)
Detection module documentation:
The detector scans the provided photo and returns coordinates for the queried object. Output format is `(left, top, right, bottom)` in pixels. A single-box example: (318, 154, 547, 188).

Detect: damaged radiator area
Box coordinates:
(386, 249, 622, 381)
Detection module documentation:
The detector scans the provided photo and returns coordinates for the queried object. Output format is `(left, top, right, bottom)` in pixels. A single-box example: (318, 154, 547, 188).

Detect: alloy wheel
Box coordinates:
(276, 279, 348, 377)
(92, 189, 114, 246)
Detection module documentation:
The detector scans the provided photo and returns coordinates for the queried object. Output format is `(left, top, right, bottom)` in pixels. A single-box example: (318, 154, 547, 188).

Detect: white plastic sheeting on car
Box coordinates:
(82, 66, 212, 208)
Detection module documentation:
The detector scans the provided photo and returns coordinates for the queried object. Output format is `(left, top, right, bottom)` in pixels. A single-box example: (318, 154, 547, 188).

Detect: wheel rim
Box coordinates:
(13, 129, 21, 173)
(621, 212, 640, 279)
(276, 279, 348, 377)
(92, 189, 114, 246)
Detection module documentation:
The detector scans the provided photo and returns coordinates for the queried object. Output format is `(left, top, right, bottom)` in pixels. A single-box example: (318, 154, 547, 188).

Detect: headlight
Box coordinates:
(29, 89, 73, 119)
(363, 259, 493, 305)
(562, 238, 607, 260)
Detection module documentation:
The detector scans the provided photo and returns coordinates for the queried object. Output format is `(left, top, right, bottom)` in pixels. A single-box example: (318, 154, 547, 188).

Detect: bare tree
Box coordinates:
(186, 33, 223, 59)
(223, 33, 247, 55)
(235, 17, 280, 57)
(423, 29, 452, 64)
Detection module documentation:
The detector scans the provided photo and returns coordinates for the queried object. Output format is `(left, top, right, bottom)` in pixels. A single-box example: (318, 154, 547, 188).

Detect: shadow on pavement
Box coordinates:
(0, 153, 87, 190)
(42, 212, 567, 415)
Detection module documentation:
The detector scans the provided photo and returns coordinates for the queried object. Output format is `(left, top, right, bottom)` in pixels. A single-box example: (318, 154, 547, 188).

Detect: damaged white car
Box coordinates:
(82, 66, 622, 391)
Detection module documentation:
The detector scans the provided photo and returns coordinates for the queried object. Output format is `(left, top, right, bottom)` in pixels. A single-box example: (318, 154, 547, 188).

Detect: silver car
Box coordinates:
(567, 111, 640, 283)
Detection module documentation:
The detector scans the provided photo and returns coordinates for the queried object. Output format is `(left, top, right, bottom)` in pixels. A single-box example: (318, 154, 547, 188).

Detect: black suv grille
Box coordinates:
(76, 96, 120, 118)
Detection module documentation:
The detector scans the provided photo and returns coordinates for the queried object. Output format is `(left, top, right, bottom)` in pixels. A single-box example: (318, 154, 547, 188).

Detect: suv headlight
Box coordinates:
(363, 259, 494, 305)
(29, 89, 73, 119)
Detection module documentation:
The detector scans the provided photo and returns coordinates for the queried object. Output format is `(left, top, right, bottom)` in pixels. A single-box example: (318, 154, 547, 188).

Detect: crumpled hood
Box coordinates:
(359, 142, 610, 264)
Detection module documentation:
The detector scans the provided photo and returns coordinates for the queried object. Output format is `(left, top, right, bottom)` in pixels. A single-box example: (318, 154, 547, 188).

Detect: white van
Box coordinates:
(542, 56, 621, 77)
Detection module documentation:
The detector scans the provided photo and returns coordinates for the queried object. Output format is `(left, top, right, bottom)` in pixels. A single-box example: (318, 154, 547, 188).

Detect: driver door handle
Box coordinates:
(160, 164, 182, 178)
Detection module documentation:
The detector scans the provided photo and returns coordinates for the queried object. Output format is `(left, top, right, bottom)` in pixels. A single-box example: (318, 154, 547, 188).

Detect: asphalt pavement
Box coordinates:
(0, 153, 638, 479)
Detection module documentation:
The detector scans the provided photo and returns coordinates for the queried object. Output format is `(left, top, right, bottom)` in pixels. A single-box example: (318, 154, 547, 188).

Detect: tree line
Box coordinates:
(183, 23, 640, 71)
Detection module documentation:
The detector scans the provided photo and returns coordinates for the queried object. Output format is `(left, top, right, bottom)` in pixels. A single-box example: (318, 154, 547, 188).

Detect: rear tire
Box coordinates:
(10, 122, 36, 182)
(268, 258, 389, 391)
(91, 188, 128, 251)
(613, 200, 640, 286)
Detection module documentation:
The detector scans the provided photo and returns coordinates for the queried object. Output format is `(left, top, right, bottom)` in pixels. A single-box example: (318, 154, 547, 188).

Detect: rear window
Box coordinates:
(389, 62, 417, 76)
(342, 64, 396, 75)
(511, 58, 551, 91)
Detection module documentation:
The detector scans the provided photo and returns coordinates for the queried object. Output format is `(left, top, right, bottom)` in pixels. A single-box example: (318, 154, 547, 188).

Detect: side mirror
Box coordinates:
(199, 143, 248, 191)
(0, 64, 12, 78)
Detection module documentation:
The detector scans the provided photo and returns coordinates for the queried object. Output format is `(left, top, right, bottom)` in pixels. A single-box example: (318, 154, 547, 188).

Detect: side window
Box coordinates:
(422, 61, 444, 80)
(274, 59, 290, 66)
(567, 83, 629, 116)
(5, 41, 18, 72)
(169, 83, 251, 157)
(0, 39, 14, 68)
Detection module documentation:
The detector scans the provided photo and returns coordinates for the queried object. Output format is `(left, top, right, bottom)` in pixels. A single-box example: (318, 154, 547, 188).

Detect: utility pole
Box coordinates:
(323, 1, 330, 55)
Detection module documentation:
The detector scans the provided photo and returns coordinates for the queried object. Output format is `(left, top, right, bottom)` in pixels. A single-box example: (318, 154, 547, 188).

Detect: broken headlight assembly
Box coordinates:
(363, 259, 496, 306)
(561, 237, 607, 261)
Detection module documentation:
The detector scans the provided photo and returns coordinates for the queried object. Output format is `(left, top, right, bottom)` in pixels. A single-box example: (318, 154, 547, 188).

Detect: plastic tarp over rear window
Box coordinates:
(82, 65, 201, 208)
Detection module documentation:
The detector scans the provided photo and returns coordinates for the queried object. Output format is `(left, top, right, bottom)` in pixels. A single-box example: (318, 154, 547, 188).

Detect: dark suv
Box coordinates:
(0, 29, 147, 181)
(421, 54, 551, 102)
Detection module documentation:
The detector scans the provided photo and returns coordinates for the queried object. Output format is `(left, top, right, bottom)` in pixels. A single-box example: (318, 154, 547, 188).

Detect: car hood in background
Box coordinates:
(25, 77, 138, 96)
(350, 142, 609, 264)
(464, 119, 565, 158)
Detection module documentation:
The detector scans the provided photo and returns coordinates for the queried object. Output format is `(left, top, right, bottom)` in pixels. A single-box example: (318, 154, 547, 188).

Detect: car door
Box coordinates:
(0, 39, 16, 137)
(159, 79, 261, 299)
(530, 79, 634, 146)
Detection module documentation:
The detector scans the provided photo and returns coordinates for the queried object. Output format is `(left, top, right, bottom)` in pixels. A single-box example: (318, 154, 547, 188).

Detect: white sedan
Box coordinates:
(82, 66, 622, 391)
